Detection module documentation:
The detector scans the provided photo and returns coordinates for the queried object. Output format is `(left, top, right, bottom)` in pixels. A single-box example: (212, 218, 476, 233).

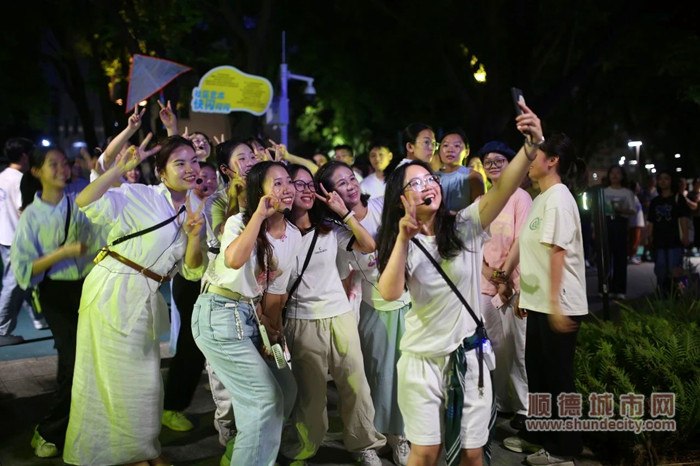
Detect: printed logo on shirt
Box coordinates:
(529, 217, 541, 231)
(315, 246, 328, 254)
(367, 253, 377, 268)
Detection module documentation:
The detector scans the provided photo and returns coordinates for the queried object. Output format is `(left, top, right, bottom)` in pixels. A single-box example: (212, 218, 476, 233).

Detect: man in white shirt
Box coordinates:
(0, 137, 42, 346)
(360, 142, 392, 198)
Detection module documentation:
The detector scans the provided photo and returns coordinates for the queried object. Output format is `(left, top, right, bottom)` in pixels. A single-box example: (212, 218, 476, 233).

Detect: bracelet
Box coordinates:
(524, 136, 545, 148)
(342, 210, 355, 223)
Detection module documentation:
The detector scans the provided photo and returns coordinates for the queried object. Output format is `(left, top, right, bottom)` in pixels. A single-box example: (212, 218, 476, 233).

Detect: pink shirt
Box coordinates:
(480, 188, 532, 296)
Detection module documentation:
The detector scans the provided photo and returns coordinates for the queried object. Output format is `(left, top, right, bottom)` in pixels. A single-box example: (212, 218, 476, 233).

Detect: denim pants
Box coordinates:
(0, 245, 31, 335)
(192, 292, 297, 466)
(654, 247, 683, 293)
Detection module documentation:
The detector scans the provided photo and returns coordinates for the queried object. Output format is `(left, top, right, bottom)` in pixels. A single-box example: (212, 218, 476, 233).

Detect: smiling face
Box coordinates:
(33, 149, 69, 191)
(329, 165, 362, 208)
(263, 165, 295, 211)
(190, 133, 211, 161)
(292, 168, 316, 212)
(227, 143, 258, 179)
(162, 145, 200, 193)
(407, 129, 437, 163)
(125, 167, 141, 184)
(402, 164, 441, 216)
(439, 134, 467, 167)
(482, 152, 509, 182)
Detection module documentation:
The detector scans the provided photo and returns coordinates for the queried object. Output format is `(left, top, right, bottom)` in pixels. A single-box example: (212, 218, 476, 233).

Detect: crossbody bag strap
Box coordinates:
(94, 205, 185, 263)
(411, 236, 487, 392)
(111, 204, 186, 247)
(44, 197, 72, 278)
(411, 237, 483, 327)
(282, 228, 320, 319)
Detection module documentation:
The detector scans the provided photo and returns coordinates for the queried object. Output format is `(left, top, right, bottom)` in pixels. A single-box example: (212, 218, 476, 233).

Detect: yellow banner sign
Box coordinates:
(191, 66, 273, 115)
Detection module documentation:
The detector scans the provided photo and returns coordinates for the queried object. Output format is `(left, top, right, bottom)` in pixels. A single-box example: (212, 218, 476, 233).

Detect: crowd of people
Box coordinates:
(0, 97, 694, 466)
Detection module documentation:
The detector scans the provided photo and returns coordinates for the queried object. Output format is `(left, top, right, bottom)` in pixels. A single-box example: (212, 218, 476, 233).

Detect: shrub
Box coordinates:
(575, 294, 700, 464)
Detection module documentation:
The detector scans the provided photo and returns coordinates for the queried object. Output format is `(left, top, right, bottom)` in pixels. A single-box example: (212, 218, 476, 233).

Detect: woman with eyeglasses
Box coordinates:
(476, 141, 532, 432)
(437, 129, 485, 212)
(317, 161, 412, 465)
(192, 161, 299, 465)
(376, 103, 543, 466)
(280, 164, 386, 466)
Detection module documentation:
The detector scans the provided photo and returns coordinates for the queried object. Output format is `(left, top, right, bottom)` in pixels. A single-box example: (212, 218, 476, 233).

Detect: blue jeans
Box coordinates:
(0, 245, 31, 335)
(654, 247, 683, 294)
(192, 293, 297, 466)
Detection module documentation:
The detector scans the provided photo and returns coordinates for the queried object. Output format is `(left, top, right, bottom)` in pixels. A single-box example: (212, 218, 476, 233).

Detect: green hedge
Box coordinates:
(575, 294, 700, 464)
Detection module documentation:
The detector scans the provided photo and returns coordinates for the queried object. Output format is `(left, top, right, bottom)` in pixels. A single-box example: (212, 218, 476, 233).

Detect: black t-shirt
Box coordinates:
(648, 194, 690, 248)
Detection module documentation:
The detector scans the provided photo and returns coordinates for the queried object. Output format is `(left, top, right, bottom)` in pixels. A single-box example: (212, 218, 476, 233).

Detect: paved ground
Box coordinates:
(2, 258, 697, 465)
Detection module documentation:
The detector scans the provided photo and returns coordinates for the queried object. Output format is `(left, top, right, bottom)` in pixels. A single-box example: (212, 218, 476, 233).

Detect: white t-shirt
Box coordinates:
(629, 195, 645, 228)
(204, 213, 301, 297)
(401, 202, 488, 357)
(0, 167, 23, 246)
(360, 173, 385, 198)
(603, 186, 636, 217)
(338, 197, 410, 311)
(285, 223, 354, 319)
(518, 183, 588, 316)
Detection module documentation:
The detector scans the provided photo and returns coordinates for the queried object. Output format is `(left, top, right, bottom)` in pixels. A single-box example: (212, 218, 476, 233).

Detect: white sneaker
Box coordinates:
(358, 448, 383, 466)
(503, 436, 542, 453)
(526, 448, 575, 465)
(387, 434, 410, 465)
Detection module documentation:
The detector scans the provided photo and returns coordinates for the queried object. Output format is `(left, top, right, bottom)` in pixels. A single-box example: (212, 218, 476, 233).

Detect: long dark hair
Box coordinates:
(215, 139, 252, 183)
(315, 161, 369, 221)
(242, 161, 288, 274)
(377, 160, 464, 274)
(21, 146, 67, 210)
(288, 164, 332, 235)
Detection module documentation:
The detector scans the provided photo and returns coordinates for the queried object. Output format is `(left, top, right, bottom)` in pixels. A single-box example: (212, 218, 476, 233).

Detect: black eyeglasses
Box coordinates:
(293, 180, 316, 192)
(483, 158, 507, 169)
(403, 175, 440, 192)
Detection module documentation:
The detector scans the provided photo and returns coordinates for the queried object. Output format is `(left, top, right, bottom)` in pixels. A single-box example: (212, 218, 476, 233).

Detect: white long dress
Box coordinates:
(63, 183, 206, 465)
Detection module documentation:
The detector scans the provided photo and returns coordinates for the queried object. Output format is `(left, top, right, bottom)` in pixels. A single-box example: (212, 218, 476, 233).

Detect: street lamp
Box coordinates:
(627, 140, 642, 164)
(279, 31, 316, 147)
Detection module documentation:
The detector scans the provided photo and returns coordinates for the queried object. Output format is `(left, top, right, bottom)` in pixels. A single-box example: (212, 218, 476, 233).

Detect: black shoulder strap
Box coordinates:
(109, 204, 185, 247)
(61, 197, 71, 247)
(283, 228, 320, 314)
(45, 197, 72, 278)
(411, 237, 483, 328)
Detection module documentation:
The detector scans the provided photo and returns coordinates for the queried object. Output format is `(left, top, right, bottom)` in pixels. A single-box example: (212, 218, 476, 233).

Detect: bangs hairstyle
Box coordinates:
(215, 139, 252, 182)
(243, 161, 289, 276)
(154, 136, 195, 176)
(315, 161, 369, 220)
(288, 164, 332, 235)
(376, 160, 464, 274)
(22, 146, 68, 210)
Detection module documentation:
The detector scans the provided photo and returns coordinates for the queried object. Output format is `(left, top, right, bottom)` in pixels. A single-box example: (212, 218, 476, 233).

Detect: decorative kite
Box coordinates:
(125, 54, 191, 112)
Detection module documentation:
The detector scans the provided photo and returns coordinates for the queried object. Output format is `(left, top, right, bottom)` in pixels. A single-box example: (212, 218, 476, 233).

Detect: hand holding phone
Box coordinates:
(511, 87, 525, 116)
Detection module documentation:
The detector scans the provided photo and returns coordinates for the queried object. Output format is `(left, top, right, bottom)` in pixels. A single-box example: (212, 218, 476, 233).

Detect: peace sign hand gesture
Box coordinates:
(314, 184, 347, 217)
(157, 100, 178, 133)
(183, 193, 206, 238)
(398, 194, 422, 242)
(127, 106, 147, 131)
(115, 132, 161, 173)
(254, 193, 281, 220)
